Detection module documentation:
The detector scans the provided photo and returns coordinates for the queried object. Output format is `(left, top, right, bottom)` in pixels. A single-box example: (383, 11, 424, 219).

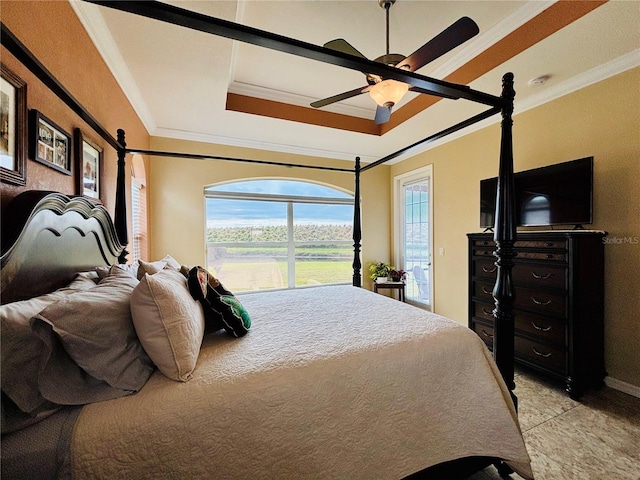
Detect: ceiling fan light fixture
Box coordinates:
(369, 79, 409, 107)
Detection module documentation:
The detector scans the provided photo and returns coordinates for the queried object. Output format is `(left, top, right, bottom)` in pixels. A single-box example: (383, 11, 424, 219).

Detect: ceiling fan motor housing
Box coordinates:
(366, 53, 407, 85)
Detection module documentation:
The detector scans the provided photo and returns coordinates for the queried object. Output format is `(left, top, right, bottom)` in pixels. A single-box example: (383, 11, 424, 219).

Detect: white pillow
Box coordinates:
(96, 261, 139, 279)
(136, 254, 181, 279)
(130, 268, 205, 381)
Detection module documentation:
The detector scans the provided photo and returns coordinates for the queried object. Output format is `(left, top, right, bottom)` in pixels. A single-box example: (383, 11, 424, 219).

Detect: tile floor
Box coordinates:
(469, 370, 640, 480)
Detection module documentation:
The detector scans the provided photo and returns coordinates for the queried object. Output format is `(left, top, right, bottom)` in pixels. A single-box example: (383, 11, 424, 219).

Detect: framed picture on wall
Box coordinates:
(0, 63, 27, 185)
(29, 109, 72, 175)
(74, 128, 102, 199)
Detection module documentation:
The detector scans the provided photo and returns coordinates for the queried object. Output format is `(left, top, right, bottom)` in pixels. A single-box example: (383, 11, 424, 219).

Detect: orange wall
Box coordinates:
(0, 1, 149, 224)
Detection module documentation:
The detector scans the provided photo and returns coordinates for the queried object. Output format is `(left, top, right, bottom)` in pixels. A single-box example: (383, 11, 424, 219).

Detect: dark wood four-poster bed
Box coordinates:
(1, 2, 533, 479)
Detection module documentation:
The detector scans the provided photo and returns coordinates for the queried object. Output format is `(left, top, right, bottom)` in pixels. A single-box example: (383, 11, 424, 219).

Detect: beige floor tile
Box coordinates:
(513, 373, 580, 432)
(468, 372, 640, 480)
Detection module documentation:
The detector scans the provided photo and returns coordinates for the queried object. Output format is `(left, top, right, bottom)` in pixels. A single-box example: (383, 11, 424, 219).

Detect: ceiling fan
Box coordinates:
(310, 0, 479, 124)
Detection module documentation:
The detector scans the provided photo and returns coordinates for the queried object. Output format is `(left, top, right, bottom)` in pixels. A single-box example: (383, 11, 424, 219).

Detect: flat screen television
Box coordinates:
(480, 157, 593, 229)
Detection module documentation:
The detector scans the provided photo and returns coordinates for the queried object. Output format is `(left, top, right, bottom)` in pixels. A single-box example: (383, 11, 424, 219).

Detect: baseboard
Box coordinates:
(605, 376, 640, 399)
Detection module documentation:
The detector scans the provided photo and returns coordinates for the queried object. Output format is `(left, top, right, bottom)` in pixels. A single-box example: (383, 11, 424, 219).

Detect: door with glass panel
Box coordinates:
(396, 168, 432, 308)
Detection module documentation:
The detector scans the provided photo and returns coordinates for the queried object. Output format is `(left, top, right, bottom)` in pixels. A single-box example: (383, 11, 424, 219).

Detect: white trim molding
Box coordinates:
(605, 376, 640, 399)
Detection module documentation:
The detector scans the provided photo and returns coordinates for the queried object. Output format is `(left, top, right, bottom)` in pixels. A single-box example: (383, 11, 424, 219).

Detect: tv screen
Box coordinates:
(480, 157, 593, 228)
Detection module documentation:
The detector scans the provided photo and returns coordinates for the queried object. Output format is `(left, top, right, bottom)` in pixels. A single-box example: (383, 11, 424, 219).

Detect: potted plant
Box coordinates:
(389, 268, 406, 282)
(369, 261, 392, 283)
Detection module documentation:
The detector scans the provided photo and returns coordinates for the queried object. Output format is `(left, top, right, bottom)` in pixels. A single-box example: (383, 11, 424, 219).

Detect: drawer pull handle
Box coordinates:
(482, 241, 489, 246)
(544, 242, 554, 247)
(533, 347, 552, 358)
(482, 307, 493, 316)
(532, 296, 552, 306)
(531, 321, 552, 332)
(481, 329, 494, 338)
(482, 287, 492, 295)
(482, 266, 497, 273)
(531, 271, 552, 280)
(546, 254, 555, 259)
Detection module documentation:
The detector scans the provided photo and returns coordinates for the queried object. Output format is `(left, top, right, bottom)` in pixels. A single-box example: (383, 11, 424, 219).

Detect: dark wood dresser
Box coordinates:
(467, 231, 606, 399)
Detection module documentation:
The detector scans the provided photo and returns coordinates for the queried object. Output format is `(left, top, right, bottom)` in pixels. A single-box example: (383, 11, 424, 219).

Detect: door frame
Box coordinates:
(393, 165, 434, 310)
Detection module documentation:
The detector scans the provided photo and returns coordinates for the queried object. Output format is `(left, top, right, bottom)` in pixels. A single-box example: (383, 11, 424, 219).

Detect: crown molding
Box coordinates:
(516, 48, 640, 115)
(151, 127, 376, 164)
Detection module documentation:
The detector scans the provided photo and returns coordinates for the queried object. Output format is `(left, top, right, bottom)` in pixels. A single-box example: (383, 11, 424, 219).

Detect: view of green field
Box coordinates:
(207, 243, 354, 292)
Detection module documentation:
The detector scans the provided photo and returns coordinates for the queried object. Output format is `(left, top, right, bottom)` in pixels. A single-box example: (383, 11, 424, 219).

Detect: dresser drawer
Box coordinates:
(472, 248, 495, 257)
(516, 239, 567, 250)
(471, 321, 495, 348)
(516, 251, 567, 262)
(472, 238, 567, 250)
(514, 286, 567, 317)
(515, 336, 567, 373)
(512, 263, 567, 289)
(472, 259, 498, 279)
(472, 239, 495, 248)
(515, 311, 566, 346)
(472, 304, 566, 347)
(474, 281, 567, 317)
(473, 281, 495, 300)
(474, 260, 567, 289)
(472, 301, 495, 322)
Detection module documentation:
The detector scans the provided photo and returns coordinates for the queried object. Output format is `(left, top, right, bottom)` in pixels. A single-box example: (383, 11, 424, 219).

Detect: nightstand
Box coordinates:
(373, 281, 406, 302)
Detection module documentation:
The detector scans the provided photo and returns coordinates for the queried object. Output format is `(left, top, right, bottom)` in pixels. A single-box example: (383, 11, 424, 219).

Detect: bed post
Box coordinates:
(352, 156, 362, 287)
(492, 73, 517, 408)
(115, 129, 129, 263)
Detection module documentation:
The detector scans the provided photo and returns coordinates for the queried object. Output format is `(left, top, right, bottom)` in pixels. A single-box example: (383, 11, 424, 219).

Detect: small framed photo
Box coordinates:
(29, 109, 71, 175)
(0, 64, 27, 185)
(74, 128, 102, 199)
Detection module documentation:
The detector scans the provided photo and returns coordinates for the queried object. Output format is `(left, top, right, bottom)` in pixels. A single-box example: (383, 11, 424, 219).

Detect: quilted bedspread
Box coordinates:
(71, 286, 533, 479)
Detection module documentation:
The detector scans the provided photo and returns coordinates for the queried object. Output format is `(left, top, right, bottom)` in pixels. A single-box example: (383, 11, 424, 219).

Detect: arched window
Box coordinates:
(205, 179, 354, 292)
(131, 154, 147, 262)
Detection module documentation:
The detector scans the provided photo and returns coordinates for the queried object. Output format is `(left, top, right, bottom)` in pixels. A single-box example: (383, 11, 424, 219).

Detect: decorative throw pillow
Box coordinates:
(187, 266, 251, 338)
(0, 271, 101, 414)
(30, 266, 154, 405)
(96, 261, 139, 279)
(136, 254, 181, 279)
(130, 268, 206, 382)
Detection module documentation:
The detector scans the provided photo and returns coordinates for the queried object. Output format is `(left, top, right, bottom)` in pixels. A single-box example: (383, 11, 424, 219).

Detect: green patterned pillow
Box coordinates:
(187, 267, 251, 337)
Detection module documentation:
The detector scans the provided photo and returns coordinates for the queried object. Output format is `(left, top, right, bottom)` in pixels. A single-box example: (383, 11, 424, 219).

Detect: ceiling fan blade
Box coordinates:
(374, 105, 392, 124)
(397, 16, 479, 72)
(310, 85, 369, 108)
(323, 39, 368, 59)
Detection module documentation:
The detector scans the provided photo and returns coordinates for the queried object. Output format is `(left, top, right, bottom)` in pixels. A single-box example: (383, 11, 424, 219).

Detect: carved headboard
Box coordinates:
(1, 191, 125, 304)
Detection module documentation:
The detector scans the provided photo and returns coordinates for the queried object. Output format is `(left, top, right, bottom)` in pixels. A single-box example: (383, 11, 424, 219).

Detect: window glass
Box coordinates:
(206, 180, 354, 292)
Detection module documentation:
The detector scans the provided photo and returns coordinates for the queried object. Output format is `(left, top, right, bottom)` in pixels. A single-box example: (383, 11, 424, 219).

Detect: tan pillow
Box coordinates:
(0, 271, 101, 414)
(96, 261, 139, 279)
(136, 254, 181, 279)
(31, 267, 153, 405)
(130, 268, 205, 381)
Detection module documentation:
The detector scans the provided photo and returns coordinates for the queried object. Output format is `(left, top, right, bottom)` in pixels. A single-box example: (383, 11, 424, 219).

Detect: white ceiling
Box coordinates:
(71, 0, 639, 164)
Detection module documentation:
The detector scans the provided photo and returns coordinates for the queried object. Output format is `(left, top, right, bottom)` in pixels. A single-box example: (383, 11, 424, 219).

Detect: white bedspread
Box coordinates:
(72, 286, 533, 479)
